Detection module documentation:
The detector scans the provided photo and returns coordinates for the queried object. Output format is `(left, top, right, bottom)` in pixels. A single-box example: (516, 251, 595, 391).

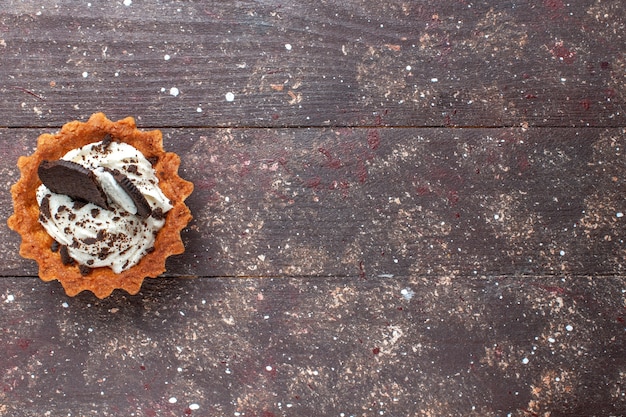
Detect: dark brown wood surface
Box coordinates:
(1, 1, 625, 416)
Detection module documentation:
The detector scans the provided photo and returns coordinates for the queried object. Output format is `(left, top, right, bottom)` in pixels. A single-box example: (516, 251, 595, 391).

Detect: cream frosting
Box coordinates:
(36, 140, 172, 273)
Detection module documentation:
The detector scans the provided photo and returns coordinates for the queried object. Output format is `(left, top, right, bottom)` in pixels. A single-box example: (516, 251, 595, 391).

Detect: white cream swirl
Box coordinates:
(36, 140, 172, 273)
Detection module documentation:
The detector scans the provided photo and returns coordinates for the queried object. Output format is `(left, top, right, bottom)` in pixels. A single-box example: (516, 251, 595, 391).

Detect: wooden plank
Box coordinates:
(2, 127, 625, 279)
(1, 275, 624, 416)
(1, 1, 624, 415)
(0, 0, 624, 128)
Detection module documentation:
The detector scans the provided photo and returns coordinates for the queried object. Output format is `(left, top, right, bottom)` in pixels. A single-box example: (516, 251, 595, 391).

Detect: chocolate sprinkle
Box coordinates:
(38, 160, 109, 209)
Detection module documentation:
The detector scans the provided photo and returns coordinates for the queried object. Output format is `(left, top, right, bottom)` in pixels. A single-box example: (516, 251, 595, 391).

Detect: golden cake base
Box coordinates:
(8, 113, 193, 298)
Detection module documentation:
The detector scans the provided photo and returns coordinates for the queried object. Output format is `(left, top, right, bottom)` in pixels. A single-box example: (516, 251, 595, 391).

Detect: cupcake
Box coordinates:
(8, 113, 193, 298)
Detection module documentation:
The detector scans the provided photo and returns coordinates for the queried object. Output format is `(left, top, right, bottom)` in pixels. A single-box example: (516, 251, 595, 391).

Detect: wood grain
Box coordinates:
(3, 127, 625, 279)
(1, 1, 625, 416)
(1, 275, 625, 417)
(0, 0, 624, 128)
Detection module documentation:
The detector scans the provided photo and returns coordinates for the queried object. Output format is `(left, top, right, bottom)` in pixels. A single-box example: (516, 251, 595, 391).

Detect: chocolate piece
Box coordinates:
(38, 160, 109, 209)
(39, 194, 51, 220)
(110, 169, 152, 218)
(59, 245, 74, 266)
(151, 207, 165, 221)
(73, 201, 87, 210)
(50, 240, 60, 253)
(79, 264, 92, 276)
(101, 134, 113, 148)
(98, 247, 110, 260)
(127, 164, 140, 175)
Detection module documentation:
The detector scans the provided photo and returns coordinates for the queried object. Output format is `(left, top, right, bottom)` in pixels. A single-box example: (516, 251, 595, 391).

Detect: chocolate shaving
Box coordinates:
(38, 160, 109, 209)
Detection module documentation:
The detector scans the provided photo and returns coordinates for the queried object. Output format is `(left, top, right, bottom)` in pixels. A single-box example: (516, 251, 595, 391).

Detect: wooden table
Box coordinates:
(1, 1, 625, 416)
